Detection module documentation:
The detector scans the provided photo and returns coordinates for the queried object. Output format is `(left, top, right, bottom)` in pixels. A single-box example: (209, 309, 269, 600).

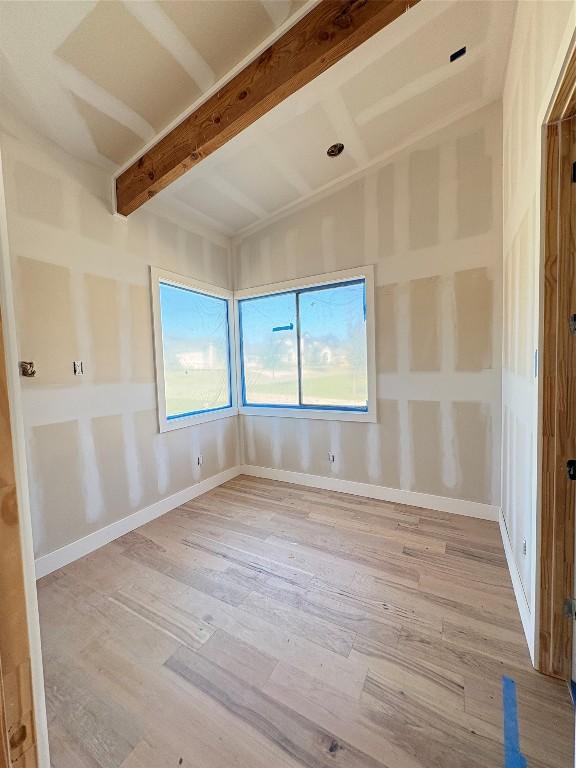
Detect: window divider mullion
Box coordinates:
(295, 291, 303, 406)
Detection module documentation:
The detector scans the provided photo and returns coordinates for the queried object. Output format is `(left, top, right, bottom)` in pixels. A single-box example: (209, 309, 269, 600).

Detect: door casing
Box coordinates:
(539, 43, 576, 680)
(0, 146, 49, 764)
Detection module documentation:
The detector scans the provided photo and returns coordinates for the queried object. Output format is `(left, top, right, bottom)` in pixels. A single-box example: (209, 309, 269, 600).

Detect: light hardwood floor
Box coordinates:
(38, 476, 574, 768)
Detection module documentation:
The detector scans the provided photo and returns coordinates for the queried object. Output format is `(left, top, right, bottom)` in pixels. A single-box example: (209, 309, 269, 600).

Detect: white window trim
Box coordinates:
(233, 266, 377, 423)
(151, 266, 238, 433)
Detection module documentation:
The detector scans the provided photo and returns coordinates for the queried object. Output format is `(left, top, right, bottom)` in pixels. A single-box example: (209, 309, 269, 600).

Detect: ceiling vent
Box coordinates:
(450, 46, 466, 62)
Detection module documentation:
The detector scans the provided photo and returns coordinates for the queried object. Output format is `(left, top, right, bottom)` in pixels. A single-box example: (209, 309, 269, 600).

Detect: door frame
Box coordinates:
(538, 40, 576, 679)
(0, 147, 49, 763)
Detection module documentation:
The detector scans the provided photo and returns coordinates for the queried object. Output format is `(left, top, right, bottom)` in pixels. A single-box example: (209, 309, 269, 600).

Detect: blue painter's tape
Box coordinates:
(272, 323, 294, 332)
(502, 676, 528, 768)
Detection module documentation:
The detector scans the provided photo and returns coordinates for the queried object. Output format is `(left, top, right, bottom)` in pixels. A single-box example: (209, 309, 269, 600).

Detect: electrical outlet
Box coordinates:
(73, 361, 84, 376)
(197, 455, 203, 467)
(328, 452, 335, 464)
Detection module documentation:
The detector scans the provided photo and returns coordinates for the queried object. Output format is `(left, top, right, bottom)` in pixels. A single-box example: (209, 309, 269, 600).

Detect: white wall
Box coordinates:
(235, 102, 502, 512)
(0, 99, 505, 573)
(501, 0, 576, 657)
(0, 112, 240, 561)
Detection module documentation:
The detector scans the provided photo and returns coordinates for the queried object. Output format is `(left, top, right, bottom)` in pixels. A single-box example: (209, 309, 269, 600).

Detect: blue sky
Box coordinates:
(160, 279, 366, 357)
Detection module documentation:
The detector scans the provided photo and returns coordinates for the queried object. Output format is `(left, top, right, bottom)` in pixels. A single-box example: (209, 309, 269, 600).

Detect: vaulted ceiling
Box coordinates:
(0, 0, 516, 238)
(0, 0, 306, 165)
(151, 0, 516, 236)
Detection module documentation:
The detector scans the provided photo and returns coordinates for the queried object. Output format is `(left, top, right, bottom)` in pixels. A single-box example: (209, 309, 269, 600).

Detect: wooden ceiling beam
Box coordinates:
(115, 0, 420, 216)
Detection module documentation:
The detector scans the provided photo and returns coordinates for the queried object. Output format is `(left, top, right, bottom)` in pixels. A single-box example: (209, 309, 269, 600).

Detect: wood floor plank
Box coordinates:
(441, 617, 531, 668)
(109, 589, 215, 651)
(165, 645, 404, 768)
(351, 635, 465, 713)
(45, 659, 141, 768)
(76, 636, 304, 768)
(246, 575, 402, 647)
(38, 476, 574, 767)
(46, 713, 103, 768)
(462, 673, 569, 767)
(361, 676, 504, 768)
(120, 537, 257, 606)
(265, 532, 421, 586)
(241, 590, 358, 657)
(125, 572, 370, 699)
(347, 572, 518, 633)
(176, 503, 273, 540)
(396, 624, 528, 681)
(262, 662, 424, 768)
(184, 529, 358, 590)
(417, 573, 519, 616)
(312, 574, 444, 635)
(180, 531, 315, 588)
(401, 546, 511, 588)
(198, 629, 278, 688)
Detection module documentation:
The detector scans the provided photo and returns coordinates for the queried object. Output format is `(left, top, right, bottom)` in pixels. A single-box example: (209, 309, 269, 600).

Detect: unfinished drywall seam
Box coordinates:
(233, 102, 502, 508)
(0, 110, 243, 566)
(396, 283, 414, 491)
(34, 465, 242, 579)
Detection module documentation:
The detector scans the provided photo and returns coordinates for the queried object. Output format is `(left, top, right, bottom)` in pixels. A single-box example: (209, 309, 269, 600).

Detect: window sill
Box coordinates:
(238, 406, 376, 423)
(159, 407, 238, 433)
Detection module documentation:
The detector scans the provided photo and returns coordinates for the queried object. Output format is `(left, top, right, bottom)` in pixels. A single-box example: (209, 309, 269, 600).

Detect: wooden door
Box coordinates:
(0, 305, 37, 766)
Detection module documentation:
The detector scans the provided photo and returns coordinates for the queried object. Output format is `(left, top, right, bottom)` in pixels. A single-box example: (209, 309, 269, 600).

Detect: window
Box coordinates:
(236, 267, 376, 422)
(151, 267, 375, 430)
(239, 291, 299, 406)
(151, 268, 236, 431)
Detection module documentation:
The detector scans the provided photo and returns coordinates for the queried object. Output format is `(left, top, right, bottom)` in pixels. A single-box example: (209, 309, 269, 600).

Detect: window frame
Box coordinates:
(151, 266, 238, 433)
(233, 266, 377, 423)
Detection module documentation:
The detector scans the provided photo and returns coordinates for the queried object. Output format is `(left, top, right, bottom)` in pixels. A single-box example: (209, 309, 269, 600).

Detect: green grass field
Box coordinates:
(165, 367, 368, 416)
(165, 369, 229, 416)
(246, 367, 367, 407)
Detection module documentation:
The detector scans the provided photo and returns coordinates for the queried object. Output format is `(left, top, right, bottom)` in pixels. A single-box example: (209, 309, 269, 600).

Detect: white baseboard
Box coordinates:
(34, 462, 500, 581)
(34, 466, 241, 579)
(240, 464, 499, 521)
(498, 509, 534, 663)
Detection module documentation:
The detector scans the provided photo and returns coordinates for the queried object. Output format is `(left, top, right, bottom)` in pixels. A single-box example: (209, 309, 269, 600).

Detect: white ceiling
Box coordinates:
(150, 0, 517, 237)
(0, 0, 517, 239)
(0, 0, 307, 166)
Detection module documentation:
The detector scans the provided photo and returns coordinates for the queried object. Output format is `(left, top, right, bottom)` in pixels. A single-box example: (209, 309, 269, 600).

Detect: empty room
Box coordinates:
(1, 0, 576, 766)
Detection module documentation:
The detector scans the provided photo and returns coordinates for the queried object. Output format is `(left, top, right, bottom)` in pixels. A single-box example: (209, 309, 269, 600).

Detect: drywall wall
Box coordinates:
(0, 112, 239, 561)
(235, 101, 502, 509)
(501, 0, 576, 651)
